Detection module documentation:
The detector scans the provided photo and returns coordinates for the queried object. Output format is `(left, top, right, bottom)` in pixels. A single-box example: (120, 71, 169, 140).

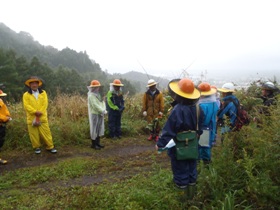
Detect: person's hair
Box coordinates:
(175, 94, 199, 105)
(223, 92, 233, 96)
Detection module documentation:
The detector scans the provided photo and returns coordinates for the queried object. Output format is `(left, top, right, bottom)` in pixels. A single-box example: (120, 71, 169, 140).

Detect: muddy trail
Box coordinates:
(0, 136, 170, 188)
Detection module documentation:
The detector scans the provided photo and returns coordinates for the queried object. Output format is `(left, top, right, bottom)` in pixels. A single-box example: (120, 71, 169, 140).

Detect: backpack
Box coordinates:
(230, 100, 250, 131)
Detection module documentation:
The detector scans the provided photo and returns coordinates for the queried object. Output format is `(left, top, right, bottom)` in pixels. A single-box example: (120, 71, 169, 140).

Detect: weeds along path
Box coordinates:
(0, 135, 170, 188)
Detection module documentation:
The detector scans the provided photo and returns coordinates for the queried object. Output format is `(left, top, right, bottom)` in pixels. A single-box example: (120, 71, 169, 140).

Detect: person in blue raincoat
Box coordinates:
(106, 79, 125, 139)
(197, 82, 219, 164)
(217, 82, 239, 142)
(156, 78, 204, 189)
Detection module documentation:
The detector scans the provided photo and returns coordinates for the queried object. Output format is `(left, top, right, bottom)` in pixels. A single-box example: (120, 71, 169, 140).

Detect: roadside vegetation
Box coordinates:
(0, 82, 279, 209)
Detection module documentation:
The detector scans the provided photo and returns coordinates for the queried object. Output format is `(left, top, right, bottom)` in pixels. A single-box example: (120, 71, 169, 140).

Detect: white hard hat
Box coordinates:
(262, 81, 277, 91)
(146, 79, 157, 87)
(218, 83, 235, 93)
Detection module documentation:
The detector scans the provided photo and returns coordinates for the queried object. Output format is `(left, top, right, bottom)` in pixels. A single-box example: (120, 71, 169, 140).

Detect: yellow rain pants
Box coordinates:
(23, 90, 54, 150)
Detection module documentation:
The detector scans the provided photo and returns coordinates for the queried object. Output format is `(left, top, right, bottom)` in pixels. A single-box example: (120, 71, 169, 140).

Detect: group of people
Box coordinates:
(1, 76, 57, 165)
(87, 79, 125, 150)
(1, 75, 278, 194)
(0, 76, 127, 165)
(155, 78, 278, 189)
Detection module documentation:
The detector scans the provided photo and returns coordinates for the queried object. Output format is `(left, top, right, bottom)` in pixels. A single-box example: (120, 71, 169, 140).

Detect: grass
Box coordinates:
(0, 92, 279, 209)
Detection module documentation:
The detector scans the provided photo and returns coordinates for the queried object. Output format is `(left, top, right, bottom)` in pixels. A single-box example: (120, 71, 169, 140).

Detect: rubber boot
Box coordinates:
(91, 140, 101, 150)
(96, 136, 104, 148)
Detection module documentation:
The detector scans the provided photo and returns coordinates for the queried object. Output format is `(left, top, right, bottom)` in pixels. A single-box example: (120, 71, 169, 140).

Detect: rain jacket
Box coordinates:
(106, 89, 124, 138)
(217, 94, 239, 126)
(199, 95, 219, 142)
(142, 89, 164, 123)
(198, 95, 219, 161)
(87, 91, 106, 139)
(157, 103, 204, 186)
(157, 103, 204, 148)
(23, 89, 49, 125)
(88, 92, 106, 115)
(106, 90, 125, 111)
(23, 88, 54, 150)
(0, 99, 10, 123)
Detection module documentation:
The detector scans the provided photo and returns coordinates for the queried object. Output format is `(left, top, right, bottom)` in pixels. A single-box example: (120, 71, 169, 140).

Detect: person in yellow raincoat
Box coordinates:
(0, 89, 12, 164)
(23, 76, 57, 154)
(142, 79, 164, 141)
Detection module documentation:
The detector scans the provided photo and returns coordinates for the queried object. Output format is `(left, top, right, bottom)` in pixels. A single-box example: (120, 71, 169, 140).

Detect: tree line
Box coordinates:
(0, 48, 137, 102)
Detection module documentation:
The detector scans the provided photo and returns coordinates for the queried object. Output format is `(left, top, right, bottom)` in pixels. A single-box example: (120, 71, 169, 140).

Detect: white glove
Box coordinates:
(103, 110, 108, 115)
(9, 117, 12, 121)
(143, 111, 147, 117)
(159, 112, 163, 116)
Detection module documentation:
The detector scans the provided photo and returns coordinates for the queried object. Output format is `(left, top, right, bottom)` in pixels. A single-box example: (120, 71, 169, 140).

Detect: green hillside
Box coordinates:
(0, 22, 170, 100)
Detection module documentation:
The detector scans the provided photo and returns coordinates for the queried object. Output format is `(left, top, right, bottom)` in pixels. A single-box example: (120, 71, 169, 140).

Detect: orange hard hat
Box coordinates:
(89, 80, 101, 87)
(179, 78, 195, 93)
(210, 85, 217, 90)
(112, 79, 124, 86)
(169, 78, 200, 99)
(198, 82, 217, 96)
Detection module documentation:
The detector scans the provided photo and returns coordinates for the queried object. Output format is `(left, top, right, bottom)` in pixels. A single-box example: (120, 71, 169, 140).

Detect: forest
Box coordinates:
(0, 23, 170, 102)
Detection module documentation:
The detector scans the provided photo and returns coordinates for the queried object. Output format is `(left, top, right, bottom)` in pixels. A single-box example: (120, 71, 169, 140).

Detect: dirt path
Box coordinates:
(0, 136, 170, 188)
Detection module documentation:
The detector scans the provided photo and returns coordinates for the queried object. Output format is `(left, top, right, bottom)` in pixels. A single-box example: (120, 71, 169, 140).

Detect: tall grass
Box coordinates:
(1, 91, 279, 209)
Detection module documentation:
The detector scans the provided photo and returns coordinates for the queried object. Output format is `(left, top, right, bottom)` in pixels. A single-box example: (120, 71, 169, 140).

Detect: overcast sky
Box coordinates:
(1, 0, 280, 80)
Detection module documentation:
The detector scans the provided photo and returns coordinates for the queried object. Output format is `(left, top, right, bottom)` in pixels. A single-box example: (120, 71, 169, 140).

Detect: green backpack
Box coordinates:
(174, 105, 199, 160)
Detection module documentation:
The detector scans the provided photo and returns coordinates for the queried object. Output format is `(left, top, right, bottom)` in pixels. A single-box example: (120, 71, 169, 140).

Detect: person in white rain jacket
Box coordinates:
(87, 80, 107, 150)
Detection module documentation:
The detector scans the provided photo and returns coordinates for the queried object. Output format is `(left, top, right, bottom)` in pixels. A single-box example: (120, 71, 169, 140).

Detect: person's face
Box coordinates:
(149, 85, 156, 91)
(91, 87, 100, 92)
(221, 92, 227, 97)
(30, 81, 39, 91)
(262, 89, 270, 96)
(113, 86, 120, 91)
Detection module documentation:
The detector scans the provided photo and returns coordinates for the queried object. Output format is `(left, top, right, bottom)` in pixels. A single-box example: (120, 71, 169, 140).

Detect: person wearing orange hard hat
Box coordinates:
(142, 79, 164, 141)
(23, 76, 57, 154)
(197, 82, 219, 164)
(106, 79, 125, 139)
(0, 89, 12, 164)
(87, 80, 107, 149)
(156, 78, 204, 190)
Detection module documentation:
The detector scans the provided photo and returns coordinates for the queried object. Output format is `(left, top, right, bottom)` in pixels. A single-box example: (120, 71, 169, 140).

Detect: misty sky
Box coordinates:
(1, 0, 280, 80)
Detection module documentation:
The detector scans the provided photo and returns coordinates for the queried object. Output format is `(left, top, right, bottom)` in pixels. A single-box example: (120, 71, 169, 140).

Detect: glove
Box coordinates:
(102, 110, 108, 115)
(9, 117, 12, 121)
(143, 111, 147, 117)
(158, 112, 163, 116)
(35, 111, 42, 117)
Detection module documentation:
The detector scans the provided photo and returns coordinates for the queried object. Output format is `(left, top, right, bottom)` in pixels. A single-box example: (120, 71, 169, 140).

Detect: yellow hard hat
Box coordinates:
(169, 78, 200, 99)
(25, 76, 43, 87)
(198, 82, 216, 96)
